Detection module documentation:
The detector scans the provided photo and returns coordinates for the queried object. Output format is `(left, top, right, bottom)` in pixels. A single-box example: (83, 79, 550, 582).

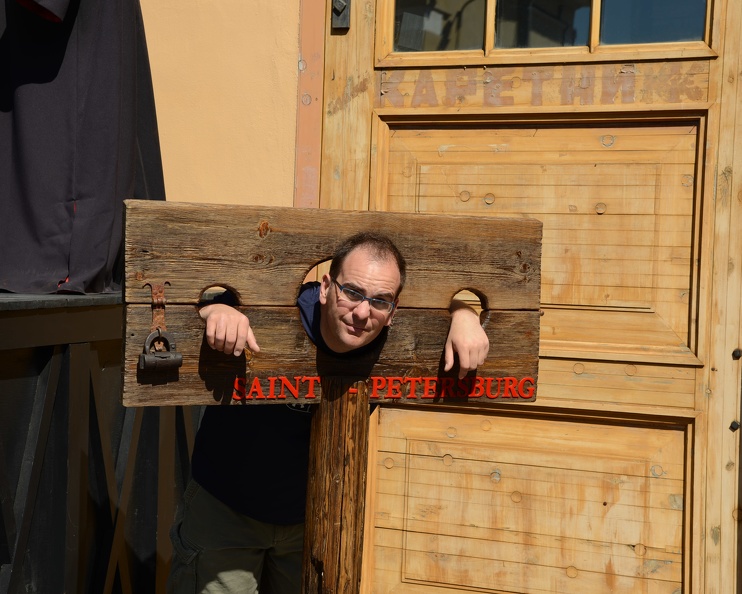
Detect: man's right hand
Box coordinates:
(199, 303, 260, 357)
(443, 300, 490, 379)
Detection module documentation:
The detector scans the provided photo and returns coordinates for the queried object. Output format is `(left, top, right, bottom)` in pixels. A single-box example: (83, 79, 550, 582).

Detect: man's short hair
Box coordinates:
(329, 231, 407, 296)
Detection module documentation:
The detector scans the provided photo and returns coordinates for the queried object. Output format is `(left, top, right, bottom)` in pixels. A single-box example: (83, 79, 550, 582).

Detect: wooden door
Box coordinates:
(313, 0, 742, 592)
(365, 121, 699, 594)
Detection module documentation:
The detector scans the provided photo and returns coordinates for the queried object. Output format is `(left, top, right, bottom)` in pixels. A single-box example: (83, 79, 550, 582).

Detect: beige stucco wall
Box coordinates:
(140, 0, 300, 206)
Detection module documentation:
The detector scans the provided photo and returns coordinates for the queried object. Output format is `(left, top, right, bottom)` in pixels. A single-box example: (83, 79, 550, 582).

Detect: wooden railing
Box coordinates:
(0, 294, 190, 594)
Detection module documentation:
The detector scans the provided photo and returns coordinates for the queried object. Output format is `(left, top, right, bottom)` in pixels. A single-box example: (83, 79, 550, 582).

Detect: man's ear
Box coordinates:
(319, 273, 331, 305)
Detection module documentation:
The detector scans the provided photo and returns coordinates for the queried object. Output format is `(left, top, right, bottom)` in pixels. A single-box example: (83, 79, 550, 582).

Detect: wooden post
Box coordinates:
(121, 201, 542, 593)
(303, 380, 369, 593)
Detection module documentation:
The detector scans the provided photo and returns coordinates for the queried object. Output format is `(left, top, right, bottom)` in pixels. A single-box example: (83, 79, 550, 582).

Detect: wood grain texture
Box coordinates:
(123, 304, 539, 407)
(303, 380, 369, 594)
(368, 408, 687, 594)
(702, 0, 742, 590)
(376, 62, 710, 110)
(124, 201, 541, 309)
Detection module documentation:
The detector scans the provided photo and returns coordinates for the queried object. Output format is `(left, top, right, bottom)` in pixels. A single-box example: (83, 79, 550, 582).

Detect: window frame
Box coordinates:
(375, 0, 716, 68)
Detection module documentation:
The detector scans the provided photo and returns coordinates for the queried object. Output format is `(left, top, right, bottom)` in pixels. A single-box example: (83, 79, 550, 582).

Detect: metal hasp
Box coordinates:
(139, 329, 183, 371)
(331, 0, 350, 30)
(139, 281, 183, 371)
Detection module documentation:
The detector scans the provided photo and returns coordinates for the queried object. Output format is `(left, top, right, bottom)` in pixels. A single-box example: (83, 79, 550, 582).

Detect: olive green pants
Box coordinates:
(168, 480, 304, 594)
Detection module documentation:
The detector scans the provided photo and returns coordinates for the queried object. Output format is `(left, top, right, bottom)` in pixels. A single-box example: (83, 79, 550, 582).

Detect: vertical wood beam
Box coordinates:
(65, 342, 90, 594)
(88, 347, 121, 521)
(485, 0, 496, 53)
(103, 407, 143, 594)
(0, 347, 62, 593)
(156, 407, 176, 594)
(716, 0, 742, 588)
(320, 0, 376, 210)
(733, 39, 742, 590)
(294, 0, 327, 208)
(704, 0, 741, 591)
(0, 440, 13, 569)
(88, 348, 134, 594)
(589, 0, 601, 51)
(359, 406, 380, 593)
(303, 381, 369, 593)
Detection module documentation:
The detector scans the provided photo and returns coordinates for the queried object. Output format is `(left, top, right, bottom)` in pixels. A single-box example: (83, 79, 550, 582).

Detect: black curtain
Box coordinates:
(0, 0, 166, 294)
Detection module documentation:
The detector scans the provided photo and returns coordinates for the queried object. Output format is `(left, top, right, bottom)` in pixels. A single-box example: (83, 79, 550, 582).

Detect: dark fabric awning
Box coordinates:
(0, 0, 165, 294)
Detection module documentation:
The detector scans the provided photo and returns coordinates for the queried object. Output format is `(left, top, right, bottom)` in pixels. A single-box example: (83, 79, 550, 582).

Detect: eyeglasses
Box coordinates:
(332, 279, 396, 313)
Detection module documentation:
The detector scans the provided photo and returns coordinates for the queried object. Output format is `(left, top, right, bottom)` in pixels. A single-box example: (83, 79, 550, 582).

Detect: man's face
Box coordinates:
(318, 246, 401, 354)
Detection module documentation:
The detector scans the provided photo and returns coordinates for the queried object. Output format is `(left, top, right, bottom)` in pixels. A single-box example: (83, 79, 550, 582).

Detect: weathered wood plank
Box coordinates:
(123, 305, 540, 407)
(376, 455, 685, 512)
(124, 201, 542, 309)
(391, 131, 696, 154)
(372, 543, 681, 594)
(376, 62, 710, 110)
(372, 529, 682, 590)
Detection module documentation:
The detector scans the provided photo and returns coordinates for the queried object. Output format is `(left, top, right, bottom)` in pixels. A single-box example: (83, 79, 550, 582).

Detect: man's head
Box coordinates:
(319, 232, 407, 353)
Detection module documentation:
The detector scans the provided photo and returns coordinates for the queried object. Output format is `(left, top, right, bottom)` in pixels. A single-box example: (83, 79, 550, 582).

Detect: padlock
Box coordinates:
(139, 329, 183, 371)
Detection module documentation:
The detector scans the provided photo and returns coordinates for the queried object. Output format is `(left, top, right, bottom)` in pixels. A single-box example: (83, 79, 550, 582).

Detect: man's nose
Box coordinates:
(353, 299, 372, 318)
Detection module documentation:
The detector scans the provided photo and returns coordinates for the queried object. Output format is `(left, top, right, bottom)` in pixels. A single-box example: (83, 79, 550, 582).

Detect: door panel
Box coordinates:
(374, 121, 701, 367)
(368, 408, 687, 593)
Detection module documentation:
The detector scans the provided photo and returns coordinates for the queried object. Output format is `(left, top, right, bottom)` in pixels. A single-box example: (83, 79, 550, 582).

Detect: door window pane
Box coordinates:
(496, 0, 591, 48)
(394, 0, 486, 52)
(601, 0, 706, 44)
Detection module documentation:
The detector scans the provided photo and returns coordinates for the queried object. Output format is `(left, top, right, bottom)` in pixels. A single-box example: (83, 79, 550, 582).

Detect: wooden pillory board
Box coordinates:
(122, 200, 542, 593)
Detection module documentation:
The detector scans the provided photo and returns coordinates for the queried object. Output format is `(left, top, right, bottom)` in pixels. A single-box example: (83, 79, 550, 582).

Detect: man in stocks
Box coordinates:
(168, 231, 490, 594)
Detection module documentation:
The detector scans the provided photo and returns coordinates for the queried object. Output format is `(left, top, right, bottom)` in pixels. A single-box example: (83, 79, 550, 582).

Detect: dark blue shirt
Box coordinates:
(191, 283, 321, 525)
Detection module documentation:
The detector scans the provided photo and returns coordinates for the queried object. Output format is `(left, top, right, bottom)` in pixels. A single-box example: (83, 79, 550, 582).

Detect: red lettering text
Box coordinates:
(302, 376, 320, 399)
(440, 377, 456, 398)
(406, 376, 420, 398)
(246, 377, 265, 399)
(455, 378, 468, 398)
(503, 377, 519, 398)
(232, 376, 246, 401)
(469, 377, 485, 398)
(421, 377, 437, 398)
(487, 377, 503, 398)
(386, 377, 404, 399)
(518, 377, 536, 399)
(227, 375, 533, 403)
(280, 376, 301, 399)
(267, 377, 278, 399)
(370, 376, 386, 399)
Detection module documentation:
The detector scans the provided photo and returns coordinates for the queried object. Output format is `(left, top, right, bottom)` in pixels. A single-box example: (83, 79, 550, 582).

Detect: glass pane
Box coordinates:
(394, 0, 486, 52)
(496, 0, 591, 48)
(601, 0, 706, 44)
